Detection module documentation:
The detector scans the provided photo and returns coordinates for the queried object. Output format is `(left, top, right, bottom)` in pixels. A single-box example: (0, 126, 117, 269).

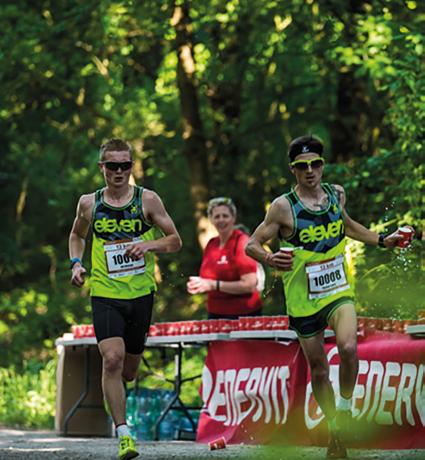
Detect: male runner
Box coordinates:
(69, 138, 182, 460)
(245, 135, 410, 458)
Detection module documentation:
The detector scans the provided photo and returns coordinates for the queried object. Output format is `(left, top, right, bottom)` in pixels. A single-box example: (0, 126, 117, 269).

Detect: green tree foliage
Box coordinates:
(0, 360, 56, 427)
(0, 0, 423, 367)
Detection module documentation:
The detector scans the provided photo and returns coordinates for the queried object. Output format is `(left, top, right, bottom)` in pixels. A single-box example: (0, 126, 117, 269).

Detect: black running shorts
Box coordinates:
(91, 292, 154, 354)
(289, 296, 355, 338)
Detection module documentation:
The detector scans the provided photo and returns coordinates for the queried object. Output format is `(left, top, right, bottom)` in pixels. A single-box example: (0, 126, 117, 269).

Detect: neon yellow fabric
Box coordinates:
(281, 239, 355, 317)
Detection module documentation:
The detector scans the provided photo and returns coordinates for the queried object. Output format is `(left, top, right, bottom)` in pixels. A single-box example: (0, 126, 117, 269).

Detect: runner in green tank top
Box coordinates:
(246, 135, 408, 459)
(68, 139, 182, 460)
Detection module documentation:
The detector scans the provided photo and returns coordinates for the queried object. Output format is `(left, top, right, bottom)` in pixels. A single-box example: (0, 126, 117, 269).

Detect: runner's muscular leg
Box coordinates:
(299, 332, 336, 420)
(122, 352, 142, 382)
(328, 303, 359, 399)
(98, 337, 126, 426)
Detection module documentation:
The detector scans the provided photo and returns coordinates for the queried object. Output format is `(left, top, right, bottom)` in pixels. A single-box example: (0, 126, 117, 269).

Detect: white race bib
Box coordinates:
(305, 255, 349, 299)
(104, 238, 146, 279)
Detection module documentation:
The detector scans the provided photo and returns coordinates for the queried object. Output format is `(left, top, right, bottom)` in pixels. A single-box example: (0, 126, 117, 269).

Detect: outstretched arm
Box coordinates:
(335, 184, 403, 248)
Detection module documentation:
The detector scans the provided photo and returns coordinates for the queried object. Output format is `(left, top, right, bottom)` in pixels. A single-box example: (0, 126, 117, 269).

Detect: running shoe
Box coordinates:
(118, 435, 139, 460)
(326, 431, 347, 459)
(335, 409, 352, 440)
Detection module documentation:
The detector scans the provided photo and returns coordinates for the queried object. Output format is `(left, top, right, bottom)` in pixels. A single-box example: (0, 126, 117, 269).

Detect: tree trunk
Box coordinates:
(172, 1, 211, 247)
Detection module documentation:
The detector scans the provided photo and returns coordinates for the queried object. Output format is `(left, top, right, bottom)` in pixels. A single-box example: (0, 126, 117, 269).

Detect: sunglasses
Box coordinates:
(290, 157, 325, 170)
(101, 161, 133, 171)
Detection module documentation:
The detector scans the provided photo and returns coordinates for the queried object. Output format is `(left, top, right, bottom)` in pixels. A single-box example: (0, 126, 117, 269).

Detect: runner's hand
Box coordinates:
(266, 251, 294, 271)
(383, 226, 415, 249)
(382, 231, 403, 249)
(125, 241, 151, 260)
(71, 265, 87, 287)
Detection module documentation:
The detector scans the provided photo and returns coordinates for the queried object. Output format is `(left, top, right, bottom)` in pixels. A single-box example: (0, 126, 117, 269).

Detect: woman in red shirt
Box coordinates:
(187, 197, 262, 319)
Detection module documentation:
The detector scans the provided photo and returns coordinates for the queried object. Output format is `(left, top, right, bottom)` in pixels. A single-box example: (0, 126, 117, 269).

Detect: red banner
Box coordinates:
(197, 333, 425, 449)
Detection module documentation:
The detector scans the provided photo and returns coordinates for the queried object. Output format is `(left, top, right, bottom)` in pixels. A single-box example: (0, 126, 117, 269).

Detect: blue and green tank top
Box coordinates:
(90, 186, 158, 299)
(280, 183, 354, 317)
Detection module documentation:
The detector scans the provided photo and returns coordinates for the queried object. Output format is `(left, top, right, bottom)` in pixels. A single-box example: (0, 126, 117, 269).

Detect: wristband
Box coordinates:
(378, 233, 386, 248)
(264, 252, 273, 265)
(70, 257, 82, 269)
(216, 280, 220, 291)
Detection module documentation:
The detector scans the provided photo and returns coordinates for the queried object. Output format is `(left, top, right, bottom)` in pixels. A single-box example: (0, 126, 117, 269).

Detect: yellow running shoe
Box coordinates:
(118, 435, 139, 460)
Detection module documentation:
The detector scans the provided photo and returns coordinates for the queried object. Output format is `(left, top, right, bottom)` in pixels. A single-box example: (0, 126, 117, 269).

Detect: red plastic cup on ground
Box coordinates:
(397, 226, 414, 248)
(209, 437, 226, 450)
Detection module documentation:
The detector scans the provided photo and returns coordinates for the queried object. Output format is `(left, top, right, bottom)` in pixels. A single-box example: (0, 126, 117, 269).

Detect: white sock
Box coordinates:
(116, 424, 131, 437)
(337, 396, 352, 411)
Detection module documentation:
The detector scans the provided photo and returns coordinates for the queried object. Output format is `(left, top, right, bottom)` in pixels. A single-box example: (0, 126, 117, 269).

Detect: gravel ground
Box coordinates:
(0, 429, 424, 460)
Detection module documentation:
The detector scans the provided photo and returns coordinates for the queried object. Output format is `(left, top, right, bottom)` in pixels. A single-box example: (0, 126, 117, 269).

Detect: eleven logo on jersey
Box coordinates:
(299, 219, 344, 244)
(94, 217, 144, 233)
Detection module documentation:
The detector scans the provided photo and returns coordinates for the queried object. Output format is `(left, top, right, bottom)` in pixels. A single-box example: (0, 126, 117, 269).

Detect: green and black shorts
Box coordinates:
(289, 296, 355, 338)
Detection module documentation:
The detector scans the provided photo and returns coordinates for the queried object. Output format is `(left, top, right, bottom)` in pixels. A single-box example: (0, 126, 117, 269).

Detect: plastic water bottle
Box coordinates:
(126, 391, 138, 438)
(159, 391, 177, 440)
(179, 409, 200, 436)
(137, 393, 152, 441)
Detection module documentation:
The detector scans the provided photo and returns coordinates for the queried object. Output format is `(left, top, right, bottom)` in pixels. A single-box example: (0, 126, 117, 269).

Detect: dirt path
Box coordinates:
(0, 428, 424, 460)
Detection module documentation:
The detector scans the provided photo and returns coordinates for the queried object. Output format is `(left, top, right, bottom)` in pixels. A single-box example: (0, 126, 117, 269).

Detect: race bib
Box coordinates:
(305, 255, 349, 299)
(104, 238, 146, 279)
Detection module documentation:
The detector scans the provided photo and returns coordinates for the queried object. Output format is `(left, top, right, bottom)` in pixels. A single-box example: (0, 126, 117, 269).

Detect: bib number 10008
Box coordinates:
(305, 255, 349, 300)
(313, 269, 342, 288)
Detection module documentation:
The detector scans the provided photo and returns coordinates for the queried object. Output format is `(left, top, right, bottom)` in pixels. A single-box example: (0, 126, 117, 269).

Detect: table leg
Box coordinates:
(153, 344, 201, 440)
(63, 346, 90, 435)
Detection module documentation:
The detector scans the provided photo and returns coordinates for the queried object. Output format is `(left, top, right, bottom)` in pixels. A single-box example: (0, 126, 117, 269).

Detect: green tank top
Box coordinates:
(280, 183, 354, 317)
(90, 186, 157, 299)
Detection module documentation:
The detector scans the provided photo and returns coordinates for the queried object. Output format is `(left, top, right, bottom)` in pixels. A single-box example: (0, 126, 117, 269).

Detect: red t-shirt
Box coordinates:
(199, 229, 262, 316)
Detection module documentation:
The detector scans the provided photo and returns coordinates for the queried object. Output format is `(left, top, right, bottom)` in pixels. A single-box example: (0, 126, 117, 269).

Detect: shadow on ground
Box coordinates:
(0, 429, 424, 460)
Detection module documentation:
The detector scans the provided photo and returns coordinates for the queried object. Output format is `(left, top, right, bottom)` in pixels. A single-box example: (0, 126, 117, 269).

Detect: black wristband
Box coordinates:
(216, 280, 220, 291)
(378, 233, 386, 248)
(70, 257, 82, 269)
